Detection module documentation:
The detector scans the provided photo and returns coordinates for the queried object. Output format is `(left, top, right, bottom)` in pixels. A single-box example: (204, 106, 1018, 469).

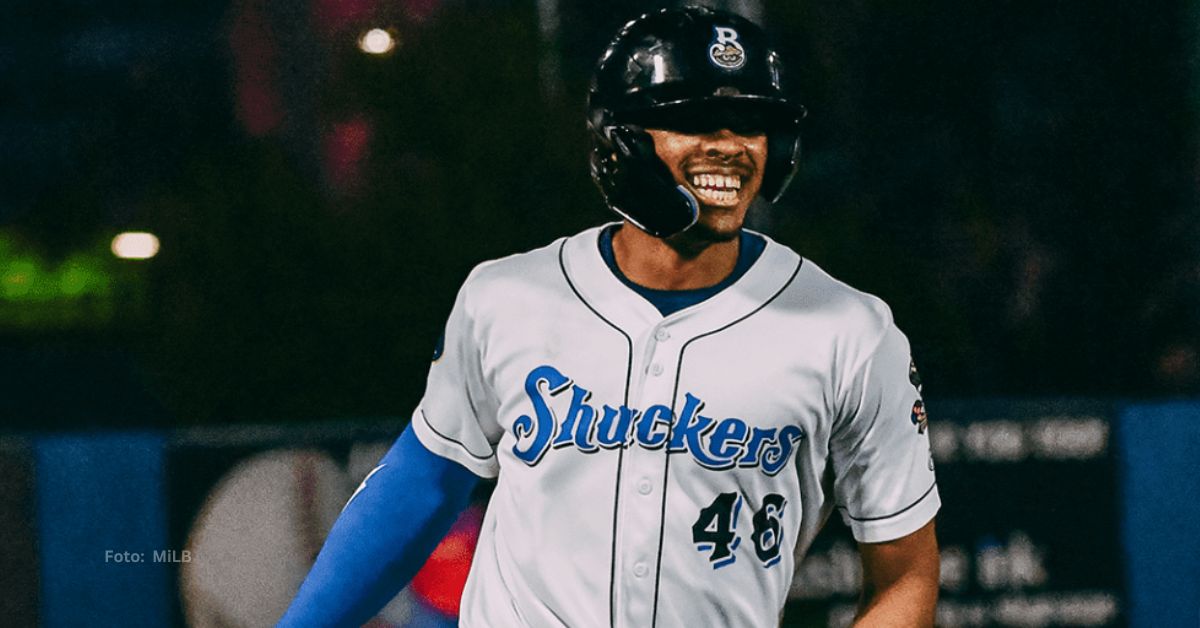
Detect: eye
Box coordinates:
(726, 120, 762, 136)
(721, 109, 772, 136)
(671, 119, 723, 135)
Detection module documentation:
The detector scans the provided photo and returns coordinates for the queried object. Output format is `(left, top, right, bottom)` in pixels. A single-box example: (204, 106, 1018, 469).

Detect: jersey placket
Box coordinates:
(613, 321, 680, 628)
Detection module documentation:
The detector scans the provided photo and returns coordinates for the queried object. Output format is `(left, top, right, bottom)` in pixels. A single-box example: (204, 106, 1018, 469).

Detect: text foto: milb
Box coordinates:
(105, 550, 192, 563)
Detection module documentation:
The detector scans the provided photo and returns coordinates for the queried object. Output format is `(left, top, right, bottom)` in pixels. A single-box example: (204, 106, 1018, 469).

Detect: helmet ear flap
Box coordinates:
(761, 124, 802, 202)
(589, 124, 699, 238)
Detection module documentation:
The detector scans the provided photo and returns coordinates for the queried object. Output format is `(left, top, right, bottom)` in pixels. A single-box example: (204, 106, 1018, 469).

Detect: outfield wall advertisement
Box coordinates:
(20, 400, 1200, 627)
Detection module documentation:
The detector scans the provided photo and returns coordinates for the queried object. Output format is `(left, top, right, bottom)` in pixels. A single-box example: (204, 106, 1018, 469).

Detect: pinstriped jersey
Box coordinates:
(411, 224, 939, 627)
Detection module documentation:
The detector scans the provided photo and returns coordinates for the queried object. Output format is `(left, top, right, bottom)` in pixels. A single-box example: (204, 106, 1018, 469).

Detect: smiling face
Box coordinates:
(645, 126, 768, 243)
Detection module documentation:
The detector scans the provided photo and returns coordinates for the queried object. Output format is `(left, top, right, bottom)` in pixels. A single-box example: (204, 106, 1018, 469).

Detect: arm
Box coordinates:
(853, 518, 939, 627)
(828, 314, 941, 625)
(277, 425, 480, 627)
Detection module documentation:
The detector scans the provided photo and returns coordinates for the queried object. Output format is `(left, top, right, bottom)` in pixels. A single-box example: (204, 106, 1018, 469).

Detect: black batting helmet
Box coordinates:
(588, 6, 807, 238)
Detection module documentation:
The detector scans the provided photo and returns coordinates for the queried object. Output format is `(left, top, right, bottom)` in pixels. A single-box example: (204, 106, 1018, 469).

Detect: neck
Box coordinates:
(611, 222, 740, 290)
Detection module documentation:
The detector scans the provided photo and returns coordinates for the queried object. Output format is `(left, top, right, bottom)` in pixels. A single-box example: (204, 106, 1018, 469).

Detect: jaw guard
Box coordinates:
(590, 125, 699, 238)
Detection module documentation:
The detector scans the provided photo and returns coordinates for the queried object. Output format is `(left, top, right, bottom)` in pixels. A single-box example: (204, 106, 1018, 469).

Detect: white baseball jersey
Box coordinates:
(411, 224, 939, 628)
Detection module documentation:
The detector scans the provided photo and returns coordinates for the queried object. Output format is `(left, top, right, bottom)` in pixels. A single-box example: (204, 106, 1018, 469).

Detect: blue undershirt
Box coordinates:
(277, 427, 479, 627)
(279, 226, 765, 625)
(598, 225, 766, 316)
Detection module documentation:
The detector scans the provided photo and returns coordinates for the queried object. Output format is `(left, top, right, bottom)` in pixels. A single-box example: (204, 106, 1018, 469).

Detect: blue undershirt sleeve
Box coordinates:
(277, 425, 480, 627)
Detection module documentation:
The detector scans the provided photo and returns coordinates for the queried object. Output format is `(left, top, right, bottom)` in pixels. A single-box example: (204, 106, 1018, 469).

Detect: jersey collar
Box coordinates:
(559, 223, 802, 337)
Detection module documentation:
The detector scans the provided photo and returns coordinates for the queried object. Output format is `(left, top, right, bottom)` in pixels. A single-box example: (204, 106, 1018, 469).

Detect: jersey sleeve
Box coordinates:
(411, 271, 503, 478)
(830, 321, 939, 543)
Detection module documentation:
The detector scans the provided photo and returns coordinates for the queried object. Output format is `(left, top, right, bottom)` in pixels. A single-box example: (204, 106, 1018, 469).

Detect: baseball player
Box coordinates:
(280, 7, 939, 627)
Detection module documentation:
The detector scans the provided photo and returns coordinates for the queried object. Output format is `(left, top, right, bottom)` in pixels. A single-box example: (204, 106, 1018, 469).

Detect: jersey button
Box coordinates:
(649, 363, 664, 376)
(633, 562, 648, 578)
(637, 479, 652, 495)
(654, 328, 670, 342)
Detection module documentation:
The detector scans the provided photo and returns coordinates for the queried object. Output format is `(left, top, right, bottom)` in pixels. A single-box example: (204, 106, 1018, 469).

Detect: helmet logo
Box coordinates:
(708, 26, 746, 70)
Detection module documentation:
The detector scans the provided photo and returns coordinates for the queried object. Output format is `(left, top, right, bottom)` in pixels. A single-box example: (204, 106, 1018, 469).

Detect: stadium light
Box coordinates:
(358, 28, 396, 55)
(111, 232, 160, 260)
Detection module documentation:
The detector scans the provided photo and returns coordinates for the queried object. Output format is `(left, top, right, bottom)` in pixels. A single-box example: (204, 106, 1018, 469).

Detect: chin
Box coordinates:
(695, 222, 740, 242)
(681, 213, 742, 244)
(705, 203, 752, 236)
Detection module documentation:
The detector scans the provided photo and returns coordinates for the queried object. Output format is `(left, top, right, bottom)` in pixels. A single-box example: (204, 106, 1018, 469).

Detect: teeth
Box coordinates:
(690, 174, 742, 191)
(694, 187, 737, 202)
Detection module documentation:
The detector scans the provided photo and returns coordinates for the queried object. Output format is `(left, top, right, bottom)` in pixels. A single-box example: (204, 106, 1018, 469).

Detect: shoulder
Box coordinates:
(755, 239, 903, 385)
(464, 237, 567, 288)
(763, 238, 896, 338)
(457, 229, 589, 312)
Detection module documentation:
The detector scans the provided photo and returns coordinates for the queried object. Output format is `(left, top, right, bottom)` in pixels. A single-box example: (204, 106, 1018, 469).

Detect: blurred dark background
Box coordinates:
(4, 0, 1198, 429)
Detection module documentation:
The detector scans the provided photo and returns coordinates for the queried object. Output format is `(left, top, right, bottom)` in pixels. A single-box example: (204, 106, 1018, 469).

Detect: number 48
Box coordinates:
(691, 492, 787, 569)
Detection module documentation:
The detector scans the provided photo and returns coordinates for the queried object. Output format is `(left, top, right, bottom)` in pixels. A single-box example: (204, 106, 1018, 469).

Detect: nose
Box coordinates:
(700, 128, 746, 160)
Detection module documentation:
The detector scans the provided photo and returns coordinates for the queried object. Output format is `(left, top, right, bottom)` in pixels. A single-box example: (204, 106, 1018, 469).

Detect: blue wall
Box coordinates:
(1118, 403, 1200, 628)
(35, 433, 170, 627)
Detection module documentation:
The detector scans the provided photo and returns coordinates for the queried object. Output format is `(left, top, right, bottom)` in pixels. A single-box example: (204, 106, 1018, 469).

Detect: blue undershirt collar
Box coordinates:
(597, 224, 767, 317)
